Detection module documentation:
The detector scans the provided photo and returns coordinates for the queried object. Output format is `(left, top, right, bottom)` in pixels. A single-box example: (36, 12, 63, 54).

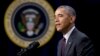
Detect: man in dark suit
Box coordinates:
(54, 5, 94, 56)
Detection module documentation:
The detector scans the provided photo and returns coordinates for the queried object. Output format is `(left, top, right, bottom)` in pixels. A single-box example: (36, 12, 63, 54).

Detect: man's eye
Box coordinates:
(59, 14, 63, 17)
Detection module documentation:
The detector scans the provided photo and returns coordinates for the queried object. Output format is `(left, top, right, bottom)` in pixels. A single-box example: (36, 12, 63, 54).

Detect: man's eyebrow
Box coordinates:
(54, 13, 63, 16)
(58, 14, 63, 16)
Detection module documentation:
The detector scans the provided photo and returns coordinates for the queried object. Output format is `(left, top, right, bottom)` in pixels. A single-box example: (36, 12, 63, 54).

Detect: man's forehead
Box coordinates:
(55, 8, 68, 15)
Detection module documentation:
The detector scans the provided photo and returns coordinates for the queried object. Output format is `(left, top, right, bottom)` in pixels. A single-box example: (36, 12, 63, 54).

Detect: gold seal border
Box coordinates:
(4, 0, 55, 48)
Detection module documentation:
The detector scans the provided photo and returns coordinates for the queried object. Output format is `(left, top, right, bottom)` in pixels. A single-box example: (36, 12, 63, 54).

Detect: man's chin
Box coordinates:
(56, 29, 62, 32)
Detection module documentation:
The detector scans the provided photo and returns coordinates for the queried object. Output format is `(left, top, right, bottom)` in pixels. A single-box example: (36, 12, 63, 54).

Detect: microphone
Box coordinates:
(27, 41, 40, 50)
(17, 41, 40, 56)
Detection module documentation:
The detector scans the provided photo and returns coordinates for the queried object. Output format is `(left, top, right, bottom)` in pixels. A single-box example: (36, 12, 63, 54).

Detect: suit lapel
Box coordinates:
(57, 28, 78, 56)
(65, 36, 73, 56)
(65, 28, 78, 56)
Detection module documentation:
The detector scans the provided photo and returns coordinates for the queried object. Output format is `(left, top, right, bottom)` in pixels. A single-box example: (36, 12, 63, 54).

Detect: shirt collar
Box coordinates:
(63, 26, 75, 41)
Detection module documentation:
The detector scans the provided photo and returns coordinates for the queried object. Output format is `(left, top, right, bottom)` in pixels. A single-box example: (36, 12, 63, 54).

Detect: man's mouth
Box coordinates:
(55, 24, 61, 27)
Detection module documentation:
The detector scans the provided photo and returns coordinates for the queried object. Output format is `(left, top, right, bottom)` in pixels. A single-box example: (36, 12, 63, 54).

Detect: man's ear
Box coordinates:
(70, 16, 76, 23)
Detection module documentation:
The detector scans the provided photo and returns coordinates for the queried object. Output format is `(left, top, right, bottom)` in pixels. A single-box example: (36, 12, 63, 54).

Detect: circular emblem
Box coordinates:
(4, 0, 55, 48)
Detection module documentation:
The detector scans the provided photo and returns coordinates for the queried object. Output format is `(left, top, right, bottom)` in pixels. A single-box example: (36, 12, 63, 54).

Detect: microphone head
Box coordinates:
(17, 41, 39, 56)
(27, 41, 40, 50)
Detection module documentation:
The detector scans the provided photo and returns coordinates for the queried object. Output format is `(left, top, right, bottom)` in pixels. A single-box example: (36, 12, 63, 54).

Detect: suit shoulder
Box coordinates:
(74, 29, 89, 41)
(72, 29, 92, 46)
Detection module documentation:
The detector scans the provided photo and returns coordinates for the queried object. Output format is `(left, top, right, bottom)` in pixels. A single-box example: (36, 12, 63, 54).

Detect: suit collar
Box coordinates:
(63, 26, 75, 43)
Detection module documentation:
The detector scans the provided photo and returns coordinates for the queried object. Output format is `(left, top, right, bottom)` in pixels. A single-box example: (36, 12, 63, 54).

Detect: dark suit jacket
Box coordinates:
(57, 28, 94, 56)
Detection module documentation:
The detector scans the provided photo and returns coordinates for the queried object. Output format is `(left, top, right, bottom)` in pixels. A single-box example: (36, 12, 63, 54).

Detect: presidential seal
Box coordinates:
(4, 0, 55, 48)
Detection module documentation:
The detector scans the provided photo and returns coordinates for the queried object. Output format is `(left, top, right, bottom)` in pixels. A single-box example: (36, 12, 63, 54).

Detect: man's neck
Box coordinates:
(62, 24, 75, 35)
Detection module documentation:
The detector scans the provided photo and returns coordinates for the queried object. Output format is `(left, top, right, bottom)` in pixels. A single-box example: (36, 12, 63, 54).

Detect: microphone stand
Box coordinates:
(17, 41, 39, 56)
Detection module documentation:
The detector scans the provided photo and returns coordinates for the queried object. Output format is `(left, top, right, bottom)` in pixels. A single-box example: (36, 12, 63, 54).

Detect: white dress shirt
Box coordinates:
(63, 26, 75, 44)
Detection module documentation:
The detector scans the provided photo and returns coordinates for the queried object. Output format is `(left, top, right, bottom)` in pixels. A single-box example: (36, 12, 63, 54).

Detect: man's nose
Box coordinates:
(55, 17, 59, 22)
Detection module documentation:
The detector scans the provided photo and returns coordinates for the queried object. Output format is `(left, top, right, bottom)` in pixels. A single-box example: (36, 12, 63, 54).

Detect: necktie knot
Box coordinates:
(63, 37, 66, 44)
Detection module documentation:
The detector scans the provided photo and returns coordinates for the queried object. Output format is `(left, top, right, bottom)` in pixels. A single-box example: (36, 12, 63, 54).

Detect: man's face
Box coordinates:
(55, 8, 74, 33)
